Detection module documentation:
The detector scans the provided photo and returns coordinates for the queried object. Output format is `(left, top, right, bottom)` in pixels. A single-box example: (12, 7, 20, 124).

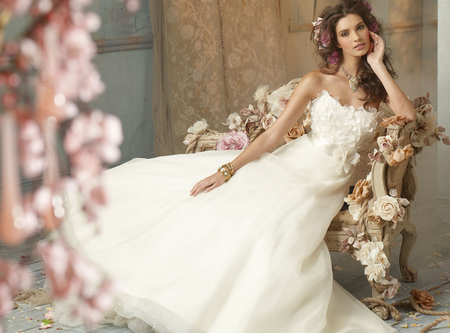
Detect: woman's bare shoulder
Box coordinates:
(297, 69, 327, 99)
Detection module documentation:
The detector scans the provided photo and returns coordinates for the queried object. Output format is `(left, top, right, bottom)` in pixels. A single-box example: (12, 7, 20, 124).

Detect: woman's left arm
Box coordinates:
(367, 31, 416, 122)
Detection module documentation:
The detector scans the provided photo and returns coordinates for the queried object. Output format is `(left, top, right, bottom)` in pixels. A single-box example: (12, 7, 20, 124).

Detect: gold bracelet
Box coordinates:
(217, 163, 233, 182)
(226, 162, 234, 176)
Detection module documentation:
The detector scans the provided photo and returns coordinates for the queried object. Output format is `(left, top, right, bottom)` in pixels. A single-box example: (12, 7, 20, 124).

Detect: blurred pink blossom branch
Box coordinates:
(0, 0, 140, 329)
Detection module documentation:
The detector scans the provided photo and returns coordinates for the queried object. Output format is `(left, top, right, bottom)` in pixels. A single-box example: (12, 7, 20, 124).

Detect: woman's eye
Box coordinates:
(341, 32, 348, 37)
(358, 25, 365, 30)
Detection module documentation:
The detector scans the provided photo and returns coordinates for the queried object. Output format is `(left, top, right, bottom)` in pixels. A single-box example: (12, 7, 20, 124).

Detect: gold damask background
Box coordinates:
(150, 0, 286, 155)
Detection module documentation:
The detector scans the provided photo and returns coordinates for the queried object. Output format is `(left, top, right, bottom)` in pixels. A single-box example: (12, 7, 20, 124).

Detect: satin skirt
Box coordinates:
(58, 134, 397, 333)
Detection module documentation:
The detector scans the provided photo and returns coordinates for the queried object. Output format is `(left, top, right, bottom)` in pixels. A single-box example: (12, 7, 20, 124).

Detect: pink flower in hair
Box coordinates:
(359, 0, 372, 12)
(369, 22, 378, 33)
(328, 51, 340, 64)
(321, 30, 330, 48)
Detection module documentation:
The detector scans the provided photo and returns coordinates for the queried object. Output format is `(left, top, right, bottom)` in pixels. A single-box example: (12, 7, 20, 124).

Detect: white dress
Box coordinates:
(60, 90, 397, 333)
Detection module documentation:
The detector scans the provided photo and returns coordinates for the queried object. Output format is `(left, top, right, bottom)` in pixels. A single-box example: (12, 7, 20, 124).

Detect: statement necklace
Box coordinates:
(340, 65, 362, 92)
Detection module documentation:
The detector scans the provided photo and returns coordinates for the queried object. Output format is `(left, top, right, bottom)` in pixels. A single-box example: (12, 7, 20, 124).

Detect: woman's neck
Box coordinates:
(340, 56, 362, 76)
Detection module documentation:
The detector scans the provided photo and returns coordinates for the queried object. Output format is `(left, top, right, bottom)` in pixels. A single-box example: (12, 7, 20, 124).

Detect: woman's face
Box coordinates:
(335, 14, 370, 58)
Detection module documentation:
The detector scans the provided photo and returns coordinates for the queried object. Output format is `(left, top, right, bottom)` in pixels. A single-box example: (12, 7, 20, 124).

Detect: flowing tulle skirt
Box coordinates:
(59, 134, 397, 333)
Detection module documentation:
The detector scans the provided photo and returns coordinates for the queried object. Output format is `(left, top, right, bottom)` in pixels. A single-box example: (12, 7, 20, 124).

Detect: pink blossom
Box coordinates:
(19, 119, 46, 178)
(0, 260, 32, 315)
(328, 51, 340, 64)
(369, 22, 378, 33)
(0, 0, 33, 15)
(84, 12, 102, 32)
(44, 310, 54, 320)
(215, 130, 250, 150)
(119, 0, 141, 13)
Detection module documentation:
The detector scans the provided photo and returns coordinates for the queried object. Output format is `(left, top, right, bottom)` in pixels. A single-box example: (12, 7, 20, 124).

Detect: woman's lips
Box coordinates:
(354, 43, 365, 50)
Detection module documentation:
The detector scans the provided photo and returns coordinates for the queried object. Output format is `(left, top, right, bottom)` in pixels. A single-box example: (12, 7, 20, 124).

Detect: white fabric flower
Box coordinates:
(365, 263, 387, 282)
(332, 146, 360, 175)
(370, 245, 390, 268)
(373, 195, 401, 221)
(187, 119, 208, 134)
(222, 112, 244, 131)
(381, 276, 401, 299)
(355, 242, 373, 266)
(344, 198, 364, 221)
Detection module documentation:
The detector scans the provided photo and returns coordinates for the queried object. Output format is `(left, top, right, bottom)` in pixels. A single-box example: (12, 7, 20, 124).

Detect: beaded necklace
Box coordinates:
(340, 65, 362, 93)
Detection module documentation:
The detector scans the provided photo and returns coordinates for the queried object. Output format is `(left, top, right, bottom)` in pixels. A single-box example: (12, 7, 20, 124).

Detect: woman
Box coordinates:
(60, 0, 415, 332)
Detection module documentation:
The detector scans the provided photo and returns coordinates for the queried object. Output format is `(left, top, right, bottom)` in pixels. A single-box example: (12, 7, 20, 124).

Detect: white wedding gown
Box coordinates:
(59, 90, 397, 333)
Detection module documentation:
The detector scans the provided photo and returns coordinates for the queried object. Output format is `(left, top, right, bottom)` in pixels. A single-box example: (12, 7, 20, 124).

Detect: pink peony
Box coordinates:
(369, 22, 378, 33)
(215, 130, 250, 150)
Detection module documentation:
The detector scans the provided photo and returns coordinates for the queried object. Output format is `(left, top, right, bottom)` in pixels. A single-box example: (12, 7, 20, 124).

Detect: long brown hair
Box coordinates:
(311, 0, 397, 108)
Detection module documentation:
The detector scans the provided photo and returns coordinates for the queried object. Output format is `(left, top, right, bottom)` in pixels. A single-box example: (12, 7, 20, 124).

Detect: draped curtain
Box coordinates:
(149, 0, 287, 155)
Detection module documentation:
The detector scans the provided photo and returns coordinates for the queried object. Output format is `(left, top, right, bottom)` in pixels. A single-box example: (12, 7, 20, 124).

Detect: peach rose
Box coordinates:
(348, 179, 372, 205)
(387, 144, 414, 166)
(410, 289, 435, 310)
(381, 115, 406, 128)
(284, 123, 305, 143)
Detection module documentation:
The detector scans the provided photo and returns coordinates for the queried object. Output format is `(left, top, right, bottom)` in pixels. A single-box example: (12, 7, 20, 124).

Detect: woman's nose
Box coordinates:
(352, 31, 363, 41)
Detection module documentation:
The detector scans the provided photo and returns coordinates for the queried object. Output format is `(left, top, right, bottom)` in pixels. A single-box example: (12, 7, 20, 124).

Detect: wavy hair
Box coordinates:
(311, 0, 397, 108)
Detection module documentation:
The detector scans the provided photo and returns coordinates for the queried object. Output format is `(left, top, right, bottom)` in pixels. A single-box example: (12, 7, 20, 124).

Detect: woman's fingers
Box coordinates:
(204, 181, 219, 193)
(190, 173, 225, 197)
(190, 178, 212, 197)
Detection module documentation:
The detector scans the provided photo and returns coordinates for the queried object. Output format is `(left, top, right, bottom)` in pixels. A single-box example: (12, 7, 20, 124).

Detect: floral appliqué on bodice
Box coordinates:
(309, 90, 383, 176)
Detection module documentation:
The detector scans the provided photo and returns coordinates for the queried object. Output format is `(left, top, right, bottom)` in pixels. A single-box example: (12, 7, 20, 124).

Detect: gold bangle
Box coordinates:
(226, 162, 234, 176)
(217, 164, 232, 182)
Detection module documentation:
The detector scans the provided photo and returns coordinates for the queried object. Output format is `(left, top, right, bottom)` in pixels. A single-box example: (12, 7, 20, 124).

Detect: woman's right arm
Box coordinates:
(190, 72, 321, 197)
(230, 72, 321, 172)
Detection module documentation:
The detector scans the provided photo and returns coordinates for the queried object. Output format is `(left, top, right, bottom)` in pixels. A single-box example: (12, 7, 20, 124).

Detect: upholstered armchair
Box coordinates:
(183, 79, 446, 313)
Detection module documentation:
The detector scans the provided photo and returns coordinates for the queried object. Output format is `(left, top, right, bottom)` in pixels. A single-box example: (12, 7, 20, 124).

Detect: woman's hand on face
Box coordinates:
(367, 31, 385, 67)
(190, 172, 226, 197)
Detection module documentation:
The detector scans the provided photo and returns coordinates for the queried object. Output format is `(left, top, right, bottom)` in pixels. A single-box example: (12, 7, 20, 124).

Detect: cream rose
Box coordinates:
(261, 114, 276, 130)
(377, 135, 393, 152)
(373, 195, 401, 222)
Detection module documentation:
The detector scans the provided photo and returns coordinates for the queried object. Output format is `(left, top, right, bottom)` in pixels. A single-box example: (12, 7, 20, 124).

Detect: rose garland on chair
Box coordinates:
(341, 92, 450, 300)
(183, 78, 312, 153)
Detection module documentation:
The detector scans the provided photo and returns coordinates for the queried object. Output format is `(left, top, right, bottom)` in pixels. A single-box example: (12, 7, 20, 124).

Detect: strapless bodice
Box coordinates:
(308, 90, 383, 175)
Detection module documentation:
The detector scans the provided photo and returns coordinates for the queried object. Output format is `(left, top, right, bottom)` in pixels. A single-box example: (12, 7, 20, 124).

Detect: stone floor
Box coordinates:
(2, 149, 450, 332)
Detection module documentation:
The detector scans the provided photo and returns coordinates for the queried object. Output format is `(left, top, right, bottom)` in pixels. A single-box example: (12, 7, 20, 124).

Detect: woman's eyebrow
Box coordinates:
(339, 22, 364, 34)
